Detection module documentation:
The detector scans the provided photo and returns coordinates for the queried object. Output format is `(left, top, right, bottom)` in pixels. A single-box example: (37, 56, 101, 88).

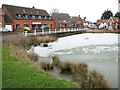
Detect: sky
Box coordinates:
(0, 0, 118, 22)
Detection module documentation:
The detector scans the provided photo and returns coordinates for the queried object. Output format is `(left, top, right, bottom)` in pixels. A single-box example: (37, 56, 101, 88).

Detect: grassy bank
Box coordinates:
(2, 46, 80, 88)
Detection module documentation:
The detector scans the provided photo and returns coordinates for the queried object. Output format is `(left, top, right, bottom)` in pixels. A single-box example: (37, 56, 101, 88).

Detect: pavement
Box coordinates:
(0, 28, 88, 42)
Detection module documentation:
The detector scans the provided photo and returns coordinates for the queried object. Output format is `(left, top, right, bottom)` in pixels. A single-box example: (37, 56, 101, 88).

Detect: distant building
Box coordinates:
(118, 0, 120, 12)
(107, 17, 120, 31)
(96, 19, 108, 29)
(2, 4, 53, 31)
(71, 15, 84, 28)
(52, 13, 72, 29)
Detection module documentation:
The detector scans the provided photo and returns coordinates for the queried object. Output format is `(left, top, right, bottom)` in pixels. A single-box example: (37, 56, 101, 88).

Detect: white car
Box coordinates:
(0, 27, 10, 32)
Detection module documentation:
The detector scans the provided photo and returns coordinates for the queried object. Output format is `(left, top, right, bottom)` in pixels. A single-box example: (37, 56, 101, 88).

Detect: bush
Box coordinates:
(52, 56, 60, 66)
(40, 62, 54, 71)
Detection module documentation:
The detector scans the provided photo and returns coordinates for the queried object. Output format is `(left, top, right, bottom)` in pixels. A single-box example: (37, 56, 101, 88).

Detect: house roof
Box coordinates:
(112, 17, 119, 22)
(101, 19, 108, 23)
(108, 17, 119, 23)
(4, 13, 13, 24)
(71, 16, 83, 23)
(2, 4, 50, 19)
(54, 13, 71, 20)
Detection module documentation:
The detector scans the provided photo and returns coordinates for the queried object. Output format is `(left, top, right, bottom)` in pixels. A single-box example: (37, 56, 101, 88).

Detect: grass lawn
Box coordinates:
(2, 46, 80, 88)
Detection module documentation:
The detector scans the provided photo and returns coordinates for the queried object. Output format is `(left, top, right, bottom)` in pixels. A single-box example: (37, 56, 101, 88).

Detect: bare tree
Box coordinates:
(50, 8, 59, 15)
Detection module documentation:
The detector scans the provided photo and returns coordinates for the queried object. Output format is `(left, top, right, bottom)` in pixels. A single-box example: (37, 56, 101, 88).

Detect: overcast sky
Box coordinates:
(0, 0, 118, 22)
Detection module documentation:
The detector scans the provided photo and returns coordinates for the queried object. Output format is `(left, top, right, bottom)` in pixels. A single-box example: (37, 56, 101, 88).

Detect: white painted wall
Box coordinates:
(5, 25, 12, 31)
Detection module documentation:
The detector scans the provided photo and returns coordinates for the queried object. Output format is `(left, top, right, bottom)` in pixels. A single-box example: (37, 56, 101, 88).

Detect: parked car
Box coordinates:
(0, 27, 10, 32)
(40, 25, 50, 30)
(23, 27, 30, 31)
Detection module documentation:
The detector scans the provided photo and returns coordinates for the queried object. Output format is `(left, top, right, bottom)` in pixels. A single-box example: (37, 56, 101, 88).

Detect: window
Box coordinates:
(45, 16, 47, 20)
(38, 16, 41, 19)
(68, 20, 70, 22)
(0, 24, 1, 28)
(49, 17, 51, 20)
(59, 19, 61, 22)
(16, 14, 22, 19)
(59, 24, 61, 27)
(24, 24, 29, 27)
(16, 24, 20, 29)
(23, 14, 28, 19)
(32, 15, 36, 19)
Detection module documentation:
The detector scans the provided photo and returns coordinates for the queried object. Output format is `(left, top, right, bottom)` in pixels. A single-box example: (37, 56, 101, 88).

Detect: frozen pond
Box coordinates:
(34, 33, 119, 88)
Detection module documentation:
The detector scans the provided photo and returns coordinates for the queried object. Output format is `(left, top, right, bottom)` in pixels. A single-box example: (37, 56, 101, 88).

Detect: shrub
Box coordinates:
(40, 62, 54, 71)
(52, 56, 60, 66)
(43, 43, 48, 47)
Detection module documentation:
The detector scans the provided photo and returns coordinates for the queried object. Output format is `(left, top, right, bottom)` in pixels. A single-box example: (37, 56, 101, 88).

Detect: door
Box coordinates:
(5, 25, 12, 31)
(51, 24, 52, 29)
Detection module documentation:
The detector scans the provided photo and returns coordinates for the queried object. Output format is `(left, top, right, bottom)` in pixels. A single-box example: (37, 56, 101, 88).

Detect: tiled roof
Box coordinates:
(54, 13, 71, 20)
(4, 13, 13, 24)
(3, 4, 50, 19)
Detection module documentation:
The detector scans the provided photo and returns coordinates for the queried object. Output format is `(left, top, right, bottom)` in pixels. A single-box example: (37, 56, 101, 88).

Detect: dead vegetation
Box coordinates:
(3, 35, 58, 62)
(52, 56, 110, 88)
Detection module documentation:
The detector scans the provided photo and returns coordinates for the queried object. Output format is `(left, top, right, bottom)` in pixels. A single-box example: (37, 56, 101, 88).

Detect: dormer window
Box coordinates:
(32, 15, 36, 19)
(49, 17, 51, 20)
(23, 14, 28, 19)
(59, 19, 61, 22)
(45, 16, 47, 20)
(16, 14, 22, 19)
(38, 16, 41, 19)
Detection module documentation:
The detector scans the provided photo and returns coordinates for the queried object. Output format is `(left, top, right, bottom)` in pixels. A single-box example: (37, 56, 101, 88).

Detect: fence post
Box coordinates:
(25, 31, 27, 36)
(42, 29, 44, 35)
(34, 30, 36, 35)
(23, 31, 24, 35)
(60, 28, 61, 32)
(68, 28, 69, 32)
(55, 29, 56, 33)
(64, 28, 66, 32)
(49, 29, 51, 34)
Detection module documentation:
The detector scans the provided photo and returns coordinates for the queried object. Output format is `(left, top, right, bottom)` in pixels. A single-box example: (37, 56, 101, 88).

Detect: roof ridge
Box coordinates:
(3, 4, 45, 11)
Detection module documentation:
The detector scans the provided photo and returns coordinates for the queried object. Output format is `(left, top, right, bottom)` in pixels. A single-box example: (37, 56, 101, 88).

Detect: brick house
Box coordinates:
(52, 13, 72, 29)
(107, 17, 120, 31)
(2, 4, 54, 31)
(96, 19, 108, 29)
(71, 15, 84, 28)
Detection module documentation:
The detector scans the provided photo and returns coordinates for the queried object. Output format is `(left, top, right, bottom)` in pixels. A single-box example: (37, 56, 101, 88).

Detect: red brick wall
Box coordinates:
(52, 14, 72, 29)
(2, 5, 54, 32)
(13, 19, 54, 31)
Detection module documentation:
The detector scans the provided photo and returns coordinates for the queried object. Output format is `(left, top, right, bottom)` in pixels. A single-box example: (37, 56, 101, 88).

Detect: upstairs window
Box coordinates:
(68, 20, 71, 22)
(49, 17, 52, 20)
(16, 14, 22, 19)
(38, 16, 41, 19)
(32, 15, 36, 19)
(45, 16, 47, 20)
(23, 14, 28, 19)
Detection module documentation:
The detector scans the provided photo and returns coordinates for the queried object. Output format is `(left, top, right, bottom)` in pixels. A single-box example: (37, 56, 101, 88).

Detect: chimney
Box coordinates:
(84, 17, 86, 20)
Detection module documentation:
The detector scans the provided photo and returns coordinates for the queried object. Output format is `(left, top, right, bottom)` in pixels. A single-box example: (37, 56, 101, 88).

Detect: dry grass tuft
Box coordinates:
(40, 62, 54, 71)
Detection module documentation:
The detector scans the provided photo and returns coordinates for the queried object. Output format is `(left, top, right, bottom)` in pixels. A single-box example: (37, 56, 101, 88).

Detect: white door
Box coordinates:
(5, 25, 12, 31)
